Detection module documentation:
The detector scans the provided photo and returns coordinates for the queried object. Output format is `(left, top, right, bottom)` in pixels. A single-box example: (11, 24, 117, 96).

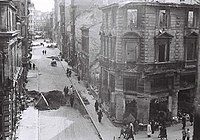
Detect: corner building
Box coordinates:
(99, 2, 200, 124)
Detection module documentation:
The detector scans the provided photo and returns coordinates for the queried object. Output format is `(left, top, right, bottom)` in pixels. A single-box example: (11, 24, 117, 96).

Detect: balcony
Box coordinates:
(138, 61, 185, 74)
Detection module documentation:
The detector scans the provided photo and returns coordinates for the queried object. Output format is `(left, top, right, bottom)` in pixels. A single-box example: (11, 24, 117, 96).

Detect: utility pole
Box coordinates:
(71, 0, 76, 68)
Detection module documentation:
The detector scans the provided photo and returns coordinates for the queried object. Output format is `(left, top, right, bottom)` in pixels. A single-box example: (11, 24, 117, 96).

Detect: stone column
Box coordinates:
(171, 90, 178, 117)
(115, 89, 125, 121)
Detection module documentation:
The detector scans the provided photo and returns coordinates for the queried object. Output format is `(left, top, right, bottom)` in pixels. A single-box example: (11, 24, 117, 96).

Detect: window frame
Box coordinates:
(158, 8, 171, 28)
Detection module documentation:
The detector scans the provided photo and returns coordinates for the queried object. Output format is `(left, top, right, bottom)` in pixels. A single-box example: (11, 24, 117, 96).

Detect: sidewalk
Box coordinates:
(60, 60, 193, 140)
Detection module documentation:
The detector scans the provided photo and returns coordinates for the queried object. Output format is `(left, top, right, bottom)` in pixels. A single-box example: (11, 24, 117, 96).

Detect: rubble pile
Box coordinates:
(34, 90, 66, 110)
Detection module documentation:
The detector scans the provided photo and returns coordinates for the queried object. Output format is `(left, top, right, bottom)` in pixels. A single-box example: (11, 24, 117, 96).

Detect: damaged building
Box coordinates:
(99, 1, 200, 124)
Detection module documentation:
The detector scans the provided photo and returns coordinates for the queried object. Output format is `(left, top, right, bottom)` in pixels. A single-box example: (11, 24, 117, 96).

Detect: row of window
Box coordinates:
(101, 35, 116, 60)
(104, 8, 198, 29)
(123, 74, 195, 92)
(101, 33, 197, 63)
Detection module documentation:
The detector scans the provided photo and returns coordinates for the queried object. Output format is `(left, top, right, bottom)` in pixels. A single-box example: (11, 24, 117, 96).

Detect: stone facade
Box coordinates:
(99, 2, 200, 124)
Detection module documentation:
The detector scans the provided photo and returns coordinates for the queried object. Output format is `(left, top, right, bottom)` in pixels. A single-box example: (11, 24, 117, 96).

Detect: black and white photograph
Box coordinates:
(0, 0, 200, 139)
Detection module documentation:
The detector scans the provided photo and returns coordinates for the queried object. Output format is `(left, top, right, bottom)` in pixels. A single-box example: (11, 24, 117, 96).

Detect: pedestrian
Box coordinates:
(182, 128, 187, 140)
(66, 68, 69, 77)
(69, 69, 72, 77)
(147, 122, 152, 137)
(134, 120, 139, 134)
(97, 109, 103, 123)
(44, 50, 46, 55)
(69, 85, 73, 95)
(182, 114, 186, 129)
(29, 62, 32, 69)
(33, 63, 35, 70)
(70, 92, 74, 107)
(150, 120, 155, 134)
(64, 86, 69, 97)
(118, 124, 127, 139)
(94, 100, 99, 112)
(42, 50, 44, 55)
(186, 128, 190, 140)
(127, 122, 135, 140)
(189, 113, 193, 126)
(78, 75, 80, 83)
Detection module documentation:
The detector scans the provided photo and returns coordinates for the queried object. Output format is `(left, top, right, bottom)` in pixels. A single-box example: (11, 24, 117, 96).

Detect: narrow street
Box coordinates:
(16, 39, 99, 140)
(15, 39, 194, 140)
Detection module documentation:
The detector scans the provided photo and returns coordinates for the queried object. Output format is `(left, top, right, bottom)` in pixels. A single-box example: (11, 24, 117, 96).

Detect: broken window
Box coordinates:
(187, 9, 199, 28)
(158, 43, 169, 62)
(155, 33, 173, 62)
(159, 9, 170, 28)
(188, 11, 193, 27)
(185, 38, 197, 61)
(127, 9, 137, 29)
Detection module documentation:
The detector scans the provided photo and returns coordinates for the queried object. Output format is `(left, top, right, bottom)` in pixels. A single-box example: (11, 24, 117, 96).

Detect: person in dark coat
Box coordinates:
(190, 113, 193, 126)
(150, 120, 155, 134)
(70, 92, 74, 107)
(182, 114, 186, 129)
(97, 109, 103, 123)
(78, 75, 80, 83)
(127, 123, 135, 140)
(33, 63, 36, 70)
(94, 100, 99, 112)
(64, 86, 69, 97)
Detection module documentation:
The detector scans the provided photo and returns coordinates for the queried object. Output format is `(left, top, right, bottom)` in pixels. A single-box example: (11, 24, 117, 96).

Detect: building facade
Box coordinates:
(0, 0, 30, 139)
(99, 2, 200, 124)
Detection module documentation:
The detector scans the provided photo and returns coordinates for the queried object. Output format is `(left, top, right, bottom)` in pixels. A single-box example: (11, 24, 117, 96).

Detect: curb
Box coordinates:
(59, 61, 104, 140)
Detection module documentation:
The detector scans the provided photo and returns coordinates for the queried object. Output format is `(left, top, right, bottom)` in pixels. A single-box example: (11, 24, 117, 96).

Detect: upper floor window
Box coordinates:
(187, 10, 199, 28)
(125, 41, 138, 62)
(185, 32, 198, 61)
(123, 32, 140, 63)
(105, 13, 109, 29)
(111, 9, 116, 28)
(127, 9, 137, 29)
(159, 9, 170, 28)
(155, 32, 173, 62)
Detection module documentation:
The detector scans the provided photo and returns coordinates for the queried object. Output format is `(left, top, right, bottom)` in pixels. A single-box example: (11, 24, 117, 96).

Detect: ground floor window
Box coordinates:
(149, 97, 170, 124)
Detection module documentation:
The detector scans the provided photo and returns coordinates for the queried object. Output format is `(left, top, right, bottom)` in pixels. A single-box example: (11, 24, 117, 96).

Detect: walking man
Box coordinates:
(33, 63, 36, 70)
(186, 128, 190, 140)
(97, 109, 103, 123)
(182, 114, 186, 129)
(70, 92, 75, 107)
(182, 128, 186, 140)
(94, 100, 98, 112)
(147, 122, 152, 137)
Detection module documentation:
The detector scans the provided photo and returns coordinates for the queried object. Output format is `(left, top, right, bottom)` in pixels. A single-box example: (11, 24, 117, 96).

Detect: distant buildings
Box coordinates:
(99, 1, 200, 123)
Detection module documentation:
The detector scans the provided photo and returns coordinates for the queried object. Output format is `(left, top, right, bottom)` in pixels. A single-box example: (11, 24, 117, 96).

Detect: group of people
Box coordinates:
(29, 62, 36, 70)
(181, 113, 193, 140)
(119, 122, 135, 140)
(64, 85, 75, 107)
(42, 50, 47, 55)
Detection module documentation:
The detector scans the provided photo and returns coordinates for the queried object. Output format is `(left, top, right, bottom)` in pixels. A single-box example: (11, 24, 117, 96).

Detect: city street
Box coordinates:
(15, 39, 194, 140)
(16, 39, 99, 140)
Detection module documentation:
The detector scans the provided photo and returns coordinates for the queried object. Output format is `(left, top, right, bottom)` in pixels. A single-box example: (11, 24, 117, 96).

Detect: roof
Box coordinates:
(100, 1, 200, 10)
